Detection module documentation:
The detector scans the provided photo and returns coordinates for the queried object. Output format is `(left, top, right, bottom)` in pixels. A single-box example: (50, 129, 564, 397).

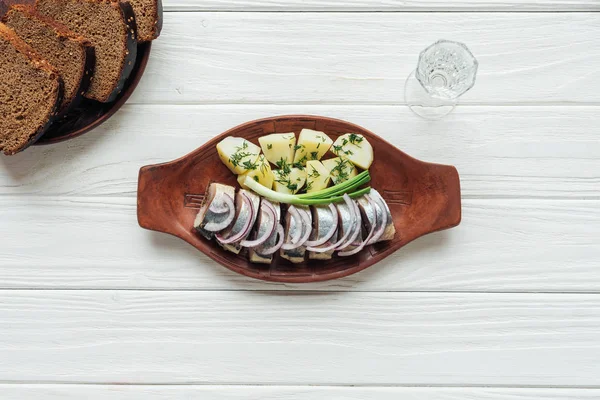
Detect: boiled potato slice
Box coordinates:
(217, 137, 262, 175)
(258, 133, 296, 166)
(331, 133, 374, 170)
(306, 160, 331, 193)
(322, 157, 358, 185)
(292, 129, 333, 166)
(237, 155, 274, 190)
(273, 168, 307, 195)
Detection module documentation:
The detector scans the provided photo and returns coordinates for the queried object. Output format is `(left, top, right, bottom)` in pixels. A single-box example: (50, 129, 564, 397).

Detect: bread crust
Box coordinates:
(0, 24, 63, 155)
(142, 0, 162, 42)
(2, 5, 96, 115)
(34, 0, 139, 103)
(106, 0, 137, 103)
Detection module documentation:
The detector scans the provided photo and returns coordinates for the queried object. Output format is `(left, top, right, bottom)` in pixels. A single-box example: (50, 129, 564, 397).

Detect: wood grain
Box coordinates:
(1, 105, 597, 199)
(0, 197, 597, 291)
(126, 13, 600, 105)
(2, 290, 600, 385)
(2, 385, 600, 400)
(163, 0, 600, 12)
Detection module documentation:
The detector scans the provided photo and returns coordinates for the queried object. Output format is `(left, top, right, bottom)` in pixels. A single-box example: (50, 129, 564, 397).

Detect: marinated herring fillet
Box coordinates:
(249, 200, 281, 264)
(3, 5, 95, 115)
(217, 189, 261, 254)
(281, 205, 312, 264)
(336, 201, 361, 252)
(357, 195, 377, 240)
(309, 205, 338, 261)
(0, 23, 62, 155)
(194, 183, 236, 240)
(193, 187, 395, 263)
(369, 189, 396, 242)
(36, 0, 137, 103)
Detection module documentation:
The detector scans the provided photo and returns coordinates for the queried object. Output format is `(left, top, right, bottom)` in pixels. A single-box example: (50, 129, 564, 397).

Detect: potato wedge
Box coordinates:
(306, 160, 331, 193)
(258, 133, 296, 166)
(273, 168, 307, 195)
(292, 129, 333, 166)
(217, 137, 262, 175)
(322, 157, 358, 185)
(237, 154, 274, 190)
(330, 133, 373, 170)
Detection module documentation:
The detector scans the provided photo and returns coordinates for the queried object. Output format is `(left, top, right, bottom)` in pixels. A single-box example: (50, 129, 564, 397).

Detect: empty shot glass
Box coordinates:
(404, 40, 478, 120)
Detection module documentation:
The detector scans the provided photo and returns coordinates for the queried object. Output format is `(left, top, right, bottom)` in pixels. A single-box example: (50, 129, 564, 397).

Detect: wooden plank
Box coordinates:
(2, 385, 600, 400)
(163, 0, 600, 12)
(127, 13, 600, 105)
(0, 197, 597, 291)
(2, 290, 600, 385)
(1, 105, 598, 199)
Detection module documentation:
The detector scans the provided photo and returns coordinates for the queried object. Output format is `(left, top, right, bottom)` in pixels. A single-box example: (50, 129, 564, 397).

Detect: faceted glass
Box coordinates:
(415, 39, 478, 100)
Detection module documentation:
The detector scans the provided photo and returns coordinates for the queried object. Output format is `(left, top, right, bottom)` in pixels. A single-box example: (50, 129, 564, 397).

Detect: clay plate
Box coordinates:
(0, 0, 154, 144)
(137, 115, 462, 283)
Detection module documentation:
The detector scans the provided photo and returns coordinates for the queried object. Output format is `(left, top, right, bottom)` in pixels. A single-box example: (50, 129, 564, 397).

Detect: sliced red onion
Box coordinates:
(306, 204, 338, 247)
(286, 206, 302, 245)
(281, 207, 311, 250)
(297, 208, 313, 245)
(216, 193, 254, 244)
(367, 194, 387, 245)
(336, 198, 362, 251)
(307, 195, 355, 253)
(262, 200, 278, 220)
(260, 224, 285, 255)
(203, 194, 235, 232)
(240, 203, 276, 248)
(339, 201, 378, 257)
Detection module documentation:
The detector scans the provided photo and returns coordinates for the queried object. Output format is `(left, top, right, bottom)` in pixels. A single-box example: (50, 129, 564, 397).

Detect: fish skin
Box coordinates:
(249, 200, 281, 264)
(369, 189, 396, 242)
(335, 201, 361, 252)
(217, 189, 261, 254)
(309, 205, 338, 260)
(194, 183, 236, 240)
(281, 205, 311, 264)
(357, 195, 377, 233)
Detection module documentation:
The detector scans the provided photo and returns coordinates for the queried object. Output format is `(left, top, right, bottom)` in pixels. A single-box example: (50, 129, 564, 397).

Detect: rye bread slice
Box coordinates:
(3, 5, 95, 116)
(129, 0, 162, 42)
(0, 23, 63, 155)
(36, 0, 137, 103)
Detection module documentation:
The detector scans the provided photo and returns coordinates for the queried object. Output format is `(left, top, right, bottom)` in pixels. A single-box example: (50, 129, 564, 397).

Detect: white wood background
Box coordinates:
(1, 1, 599, 399)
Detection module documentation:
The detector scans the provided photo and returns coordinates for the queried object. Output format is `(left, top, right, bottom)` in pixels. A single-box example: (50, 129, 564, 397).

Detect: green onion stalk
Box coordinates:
(243, 171, 371, 206)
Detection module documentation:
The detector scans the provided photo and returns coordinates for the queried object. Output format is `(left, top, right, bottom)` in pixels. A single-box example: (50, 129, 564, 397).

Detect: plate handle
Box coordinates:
(137, 162, 182, 236)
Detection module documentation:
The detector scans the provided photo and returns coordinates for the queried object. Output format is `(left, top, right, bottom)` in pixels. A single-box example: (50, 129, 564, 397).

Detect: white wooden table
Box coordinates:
(2, 1, 600, 398)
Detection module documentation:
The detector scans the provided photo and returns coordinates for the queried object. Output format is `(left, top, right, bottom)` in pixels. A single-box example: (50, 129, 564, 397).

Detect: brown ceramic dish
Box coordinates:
(137, 115, 462, 283)
(0, 0, 154, 144)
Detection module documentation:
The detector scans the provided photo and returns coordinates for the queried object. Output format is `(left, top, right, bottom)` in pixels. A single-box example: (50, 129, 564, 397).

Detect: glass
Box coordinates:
(404, 39, 478, 120)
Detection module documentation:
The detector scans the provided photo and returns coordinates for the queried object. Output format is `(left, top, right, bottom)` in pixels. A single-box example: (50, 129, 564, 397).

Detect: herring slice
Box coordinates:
(356, 195, 378, 243)
(335, 201, 362, 252)
(281, 205, 311, 264)
(193, 183, 236, 240)
(369, 189, 395, 242)
(249, 200, 281, 264)
(308, 205, 338, 260)
(217, 189, 261, 254)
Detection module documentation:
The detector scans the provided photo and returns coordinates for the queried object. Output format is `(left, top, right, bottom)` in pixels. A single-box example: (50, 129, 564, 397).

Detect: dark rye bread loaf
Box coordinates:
(129, 0, 162, 42)
(0, 23, 63, 155)
(36, 0, 137, 103)
(0, 24, 63, 155)
(3, 5, 95, 116)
